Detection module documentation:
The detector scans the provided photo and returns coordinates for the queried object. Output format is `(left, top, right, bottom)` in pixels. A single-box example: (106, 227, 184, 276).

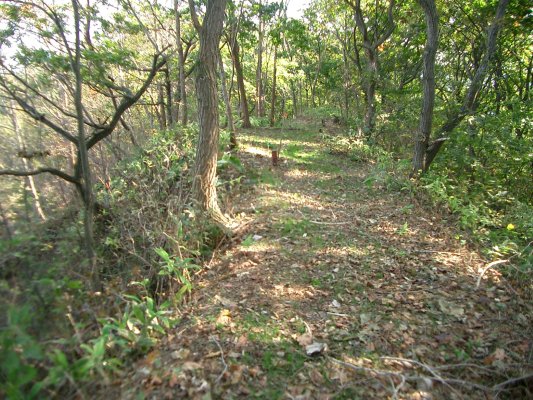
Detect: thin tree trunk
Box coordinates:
(269, 48, 278, 127)
(349, 0, 395, 139)
(256, 5, 265, 117)
(158, 83, 167, 129)
(72, 0, 95, 267)
(290, 80, 298, 117)
(230, 37, 251, 128)
(175, 0, 188, 126)
(412, 0, 438, 173)
(10, 102, 47, 221)
(219, 51, 237, 148)
(189, 0, 229, 225)
(164, 67, 173, 127)
(0, 201, 12, 240)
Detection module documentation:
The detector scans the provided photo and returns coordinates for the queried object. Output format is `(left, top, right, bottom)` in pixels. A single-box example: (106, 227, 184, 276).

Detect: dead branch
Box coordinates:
(475, 259, 509, 289)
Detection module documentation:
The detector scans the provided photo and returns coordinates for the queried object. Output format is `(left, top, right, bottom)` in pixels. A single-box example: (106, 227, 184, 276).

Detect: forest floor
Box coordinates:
(119, 122, 532, 399)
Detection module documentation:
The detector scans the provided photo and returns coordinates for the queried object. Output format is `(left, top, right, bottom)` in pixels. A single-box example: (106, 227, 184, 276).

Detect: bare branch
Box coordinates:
(0, 167, 79, 185)
(86, 53, 167, 149)
(0, 76, 77, 144)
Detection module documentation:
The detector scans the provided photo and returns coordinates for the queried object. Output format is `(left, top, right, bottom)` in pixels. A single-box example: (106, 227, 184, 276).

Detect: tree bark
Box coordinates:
(412, 0, 438, 173)
(348, 0, 395, 140)
(10, 102, 47, 221)
(269, 47, 278, 127)
(256, 3, 265, 117)
(229, 35, 252, 128)
(189, 0, 229, 225)
(72, 0, 95, 267)
(175, 0, 188, 126)
(219, 51, 237, 148)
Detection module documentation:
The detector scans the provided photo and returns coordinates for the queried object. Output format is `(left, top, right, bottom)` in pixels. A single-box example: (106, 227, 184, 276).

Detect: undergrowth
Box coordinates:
(0, 125, 244, 398)
(322, 125, 532, 292)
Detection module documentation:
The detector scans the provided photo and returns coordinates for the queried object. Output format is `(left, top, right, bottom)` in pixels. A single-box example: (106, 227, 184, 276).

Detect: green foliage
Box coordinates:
(0, 306, 43, 400)
(422, 115, 533, 276)
(154, 248, 199, 303)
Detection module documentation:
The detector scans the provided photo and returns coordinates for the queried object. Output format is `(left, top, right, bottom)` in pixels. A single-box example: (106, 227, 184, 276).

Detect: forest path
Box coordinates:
(124, 124, 532, 399)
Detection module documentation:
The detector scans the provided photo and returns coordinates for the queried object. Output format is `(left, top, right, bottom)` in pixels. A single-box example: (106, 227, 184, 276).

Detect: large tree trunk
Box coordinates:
(230, 36, 252, 128)
(424, 0, 510, 170)
(189, 0, 228, 224)
(175, 0, 188, 126)
(412, 0, 438, 173)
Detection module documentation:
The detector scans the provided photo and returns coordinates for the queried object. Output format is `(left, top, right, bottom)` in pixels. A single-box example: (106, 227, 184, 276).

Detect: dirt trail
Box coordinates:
(122, 126, 532, 399)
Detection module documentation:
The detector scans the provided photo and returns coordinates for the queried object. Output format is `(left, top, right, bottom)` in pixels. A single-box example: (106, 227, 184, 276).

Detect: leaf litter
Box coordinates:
(116, 126, 532, 399)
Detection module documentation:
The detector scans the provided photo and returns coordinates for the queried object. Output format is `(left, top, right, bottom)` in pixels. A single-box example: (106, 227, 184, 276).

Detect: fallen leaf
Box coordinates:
(309, 368, 324, 385)
(216, 309, 232, 325)
(297, 333, 314, 347)
(437, 299, 464, 317)
(306, 342, 327, 356)
(330, 299, 341, 308)
(235, 335, 249, 349)
(171, 348, 190, 360)
(215, 295, 237, 309)
(182, 361, 203, 371)
(360, 313, 372, 325)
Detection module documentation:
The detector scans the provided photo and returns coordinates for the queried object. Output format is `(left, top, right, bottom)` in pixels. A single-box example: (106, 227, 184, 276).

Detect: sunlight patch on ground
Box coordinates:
(258, 189, 328, 212)
(267, 282, 325, 302)
(238, 239, 281, 253)
(242, 145, 271, 157)
(284, 168, 321, 180)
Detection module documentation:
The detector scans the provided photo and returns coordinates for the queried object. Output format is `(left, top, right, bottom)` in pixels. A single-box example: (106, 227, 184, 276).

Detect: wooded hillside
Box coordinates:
(0, 0, 531, 398)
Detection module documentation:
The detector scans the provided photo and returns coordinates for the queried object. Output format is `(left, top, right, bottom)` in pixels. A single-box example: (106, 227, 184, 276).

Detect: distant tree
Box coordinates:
(412, 0, 438, 174)
(346, 0, 396, 140)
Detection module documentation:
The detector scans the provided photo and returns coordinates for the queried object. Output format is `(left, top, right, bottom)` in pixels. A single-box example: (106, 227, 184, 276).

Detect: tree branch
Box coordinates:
(86, 53, 167, 149)
(0, 77, 78, 144)
(188, 0, 202, 32)
(0, 167, 79, 185)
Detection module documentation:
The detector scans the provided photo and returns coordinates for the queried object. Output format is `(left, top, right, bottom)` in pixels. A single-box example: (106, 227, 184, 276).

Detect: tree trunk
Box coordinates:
(424, 0, 510, 170)
(256, 6, 265, 117)
(158, 83, 167, 129)
(164, 67, 173, 127)
(72, 0, 95, 267)
(230, 36, 252, 128)
(412, 0, 438, 173)
(350, 0, 395, 140)
(219, 51, 237, 148)
(290, 80, 298, 117)
(269, 48, 278, 127)
(10, 102, 47, 221)
(189, 0, 228, 225)
(175, 0, 188, 126)
(363, 50, 377, 138)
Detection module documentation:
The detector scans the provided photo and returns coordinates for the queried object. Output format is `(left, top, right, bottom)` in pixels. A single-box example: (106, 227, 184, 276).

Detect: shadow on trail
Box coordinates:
(122, 126, 531, 400)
